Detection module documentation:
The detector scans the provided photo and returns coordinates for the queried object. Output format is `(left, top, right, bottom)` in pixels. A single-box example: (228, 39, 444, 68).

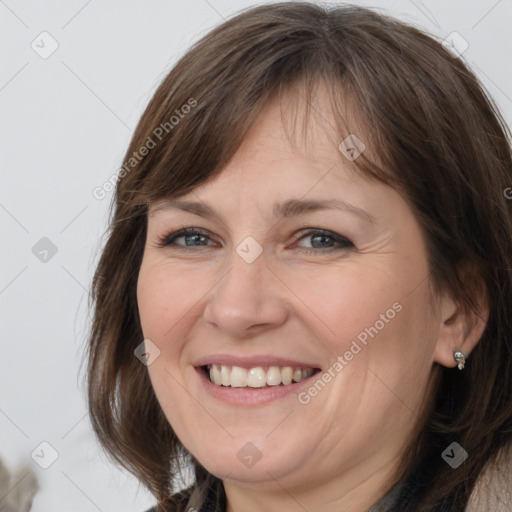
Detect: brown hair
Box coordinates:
(85, 2, 512, 510)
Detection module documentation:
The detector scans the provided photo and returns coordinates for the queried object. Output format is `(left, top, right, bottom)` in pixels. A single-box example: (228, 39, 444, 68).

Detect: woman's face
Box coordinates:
(137, 91, 443, 494)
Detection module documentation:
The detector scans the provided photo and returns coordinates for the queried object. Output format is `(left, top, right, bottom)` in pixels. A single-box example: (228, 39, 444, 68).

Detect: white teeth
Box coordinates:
(210, 365, 222, 385)
(302, 368, 314, 379)
(221, 365, 231, 386)
(247, 367, 266, 387)
(230, 366, 248, 387)
(281, 366, 293, 385)
(206, 364, 316, 388)
(266, 366, 282, 386)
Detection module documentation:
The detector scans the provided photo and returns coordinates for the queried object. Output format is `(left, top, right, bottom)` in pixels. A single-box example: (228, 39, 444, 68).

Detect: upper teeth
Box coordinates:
(207, 364, 315, 388)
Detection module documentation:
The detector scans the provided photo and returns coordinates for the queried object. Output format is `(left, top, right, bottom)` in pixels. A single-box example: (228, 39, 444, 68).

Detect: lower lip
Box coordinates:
(195, 367, 319, 406)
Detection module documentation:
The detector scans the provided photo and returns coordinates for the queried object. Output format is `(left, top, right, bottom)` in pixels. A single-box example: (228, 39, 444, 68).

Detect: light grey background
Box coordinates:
(1, 1, 511, 510)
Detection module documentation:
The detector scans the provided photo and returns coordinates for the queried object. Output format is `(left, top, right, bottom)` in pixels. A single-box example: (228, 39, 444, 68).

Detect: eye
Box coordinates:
(157, 227, 216, 248)
(291, 229, 354, 254)
(155, 227, 354, 254)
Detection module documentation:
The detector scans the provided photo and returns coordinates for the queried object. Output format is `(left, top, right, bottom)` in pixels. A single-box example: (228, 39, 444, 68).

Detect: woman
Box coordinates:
(86, 2, 512, 511)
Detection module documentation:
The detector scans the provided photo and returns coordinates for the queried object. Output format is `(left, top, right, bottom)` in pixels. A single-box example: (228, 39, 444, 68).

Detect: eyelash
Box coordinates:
(156, 227, 354, 254)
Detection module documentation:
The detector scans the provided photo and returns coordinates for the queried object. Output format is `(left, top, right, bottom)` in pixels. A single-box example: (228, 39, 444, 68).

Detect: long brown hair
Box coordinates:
(85, 3, 512, 510)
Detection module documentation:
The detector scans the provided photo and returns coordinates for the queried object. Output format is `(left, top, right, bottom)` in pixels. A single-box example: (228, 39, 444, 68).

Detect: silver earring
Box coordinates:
(454, 350, 465, 370)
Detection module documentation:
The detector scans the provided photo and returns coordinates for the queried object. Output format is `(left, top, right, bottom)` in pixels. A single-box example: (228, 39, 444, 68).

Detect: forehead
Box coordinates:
(149, 116, 388, 231)
(192, 89, 369, 190)
(148, 82, 392, 221)
(242, 81, 365, 161)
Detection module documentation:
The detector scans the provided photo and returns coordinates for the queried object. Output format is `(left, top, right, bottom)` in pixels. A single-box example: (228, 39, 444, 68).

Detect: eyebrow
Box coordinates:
(152, 198, 377, 225)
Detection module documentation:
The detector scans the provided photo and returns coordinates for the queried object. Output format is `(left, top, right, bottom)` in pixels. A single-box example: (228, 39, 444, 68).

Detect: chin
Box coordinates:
(191, 439, 305, 484)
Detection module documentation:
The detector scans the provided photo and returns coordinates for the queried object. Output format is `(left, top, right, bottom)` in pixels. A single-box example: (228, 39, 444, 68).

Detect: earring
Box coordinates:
(453, 350, 465, 370)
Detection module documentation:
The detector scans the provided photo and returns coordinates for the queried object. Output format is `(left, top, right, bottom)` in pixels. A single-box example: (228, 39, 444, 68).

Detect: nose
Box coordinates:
(202, 254, 289, 339)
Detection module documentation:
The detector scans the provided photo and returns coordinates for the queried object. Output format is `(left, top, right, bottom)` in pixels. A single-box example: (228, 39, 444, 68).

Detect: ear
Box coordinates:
(433, 264, 490, 369)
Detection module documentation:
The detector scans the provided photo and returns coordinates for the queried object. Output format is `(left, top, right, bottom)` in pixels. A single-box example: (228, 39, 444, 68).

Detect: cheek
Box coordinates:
(286, 265, 403, 354)
(137, 261, 194, 340)
(290, 262, 436, 387)
(137, 263, 200, 442)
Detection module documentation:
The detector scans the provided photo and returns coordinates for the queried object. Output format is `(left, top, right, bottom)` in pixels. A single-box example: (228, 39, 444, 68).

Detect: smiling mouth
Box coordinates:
(202, 364, 321, 388)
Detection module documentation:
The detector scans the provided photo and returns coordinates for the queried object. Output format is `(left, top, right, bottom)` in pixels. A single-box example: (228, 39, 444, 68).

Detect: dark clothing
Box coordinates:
(144, 471, 414, 512)
(144, 479, 225, 511)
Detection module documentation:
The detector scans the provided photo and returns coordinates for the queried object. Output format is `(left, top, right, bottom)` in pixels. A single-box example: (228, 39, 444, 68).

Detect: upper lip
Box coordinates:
(193, 354, 321, 369)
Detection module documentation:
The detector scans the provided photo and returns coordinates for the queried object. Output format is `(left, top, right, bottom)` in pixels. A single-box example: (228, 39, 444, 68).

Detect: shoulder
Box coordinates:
(467, 442, 512, 511)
